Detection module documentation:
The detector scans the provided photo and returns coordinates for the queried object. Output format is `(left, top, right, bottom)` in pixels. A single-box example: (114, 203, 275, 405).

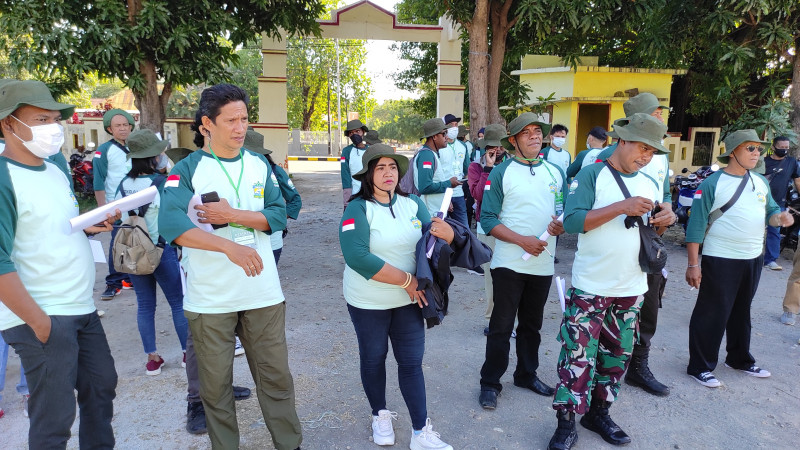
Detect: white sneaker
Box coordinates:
(234, 336, 245, 356)
(780, 311, 795, 325)
(409, 418, 453, 450)
(725, 363, 771, 378)
(690, 371, 721, 388)
(372, 409, 397, 446)
(765, 261, 782, 270)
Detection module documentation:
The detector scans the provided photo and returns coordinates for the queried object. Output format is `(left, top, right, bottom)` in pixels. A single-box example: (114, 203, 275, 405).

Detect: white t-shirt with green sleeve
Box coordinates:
(158, 149, 288, 314)
(639, 153, 671, 203)
(339, 194, 431, 310)
(480, 158, 567, 276)
(564, 163, 660, 297)
(413, 148, 450, 216)
(686, 170, 779, 259)
(115, 174, 163, 245)
(93, 139, 132, 201)
(0, 157, 95, 330)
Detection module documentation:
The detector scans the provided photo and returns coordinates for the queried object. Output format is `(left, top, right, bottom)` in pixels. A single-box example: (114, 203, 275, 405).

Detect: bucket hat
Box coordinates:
(103, 108, 135, 134)
(457, 125, 469, 138)
(166, 147, 194, 163)
(482, 124, 506, 148)
(352, 143, 408, 181)
(718, 129, 769, 164)
(421, 118, 448, 140)
(606, 113, 669, 154)
(126, 130, 169, 160)
(364, 130, 382, 145)
(501, 112, 551, 151)
(244, 129, 272, 155)
(0, 80, 74, 137)
(344, 119, 368, 136)
(623, 93, 669, 117)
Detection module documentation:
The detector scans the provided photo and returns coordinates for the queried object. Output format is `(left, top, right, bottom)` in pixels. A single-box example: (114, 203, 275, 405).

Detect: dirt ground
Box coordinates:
(1, 160, 799, 449)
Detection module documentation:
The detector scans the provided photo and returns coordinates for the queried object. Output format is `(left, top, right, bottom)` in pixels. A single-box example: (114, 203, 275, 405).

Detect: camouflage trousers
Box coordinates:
(552, 287, 643, 414)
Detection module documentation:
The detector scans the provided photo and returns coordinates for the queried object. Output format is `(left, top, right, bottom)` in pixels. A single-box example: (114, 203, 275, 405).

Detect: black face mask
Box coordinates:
(350, 134, 363, 146)
(774, 149, 788, 158)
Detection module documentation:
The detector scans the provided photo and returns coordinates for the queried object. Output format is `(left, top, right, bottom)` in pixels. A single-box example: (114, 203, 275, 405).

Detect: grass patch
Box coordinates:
(78, 196, 98, 214)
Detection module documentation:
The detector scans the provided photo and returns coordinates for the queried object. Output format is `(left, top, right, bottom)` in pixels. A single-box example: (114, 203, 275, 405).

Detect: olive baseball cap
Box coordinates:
(344, 119, 368, 135)
(718, 129, 769, 164)
(623, 93, 669, 117)
(501, 112, 551, 151)
(126, 129, 169, 160)
(482, 124, 506, 148)
(0, 80, 74, 137)
(352, 143, 408, 181)
(421, 118, 448, 139)
(606, 113, 669, 154)
(102, 108, 135, 134)
(244, 129, 272, 155)
(364, 130, 382, 145)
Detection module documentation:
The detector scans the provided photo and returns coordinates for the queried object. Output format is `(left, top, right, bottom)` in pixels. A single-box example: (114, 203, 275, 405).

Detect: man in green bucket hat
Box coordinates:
(409, 118, 461, 216)
(478, 112, 566, 411)
(0, 79, 119, 448)
(684, 129, 792, 390)
(340, 119, 370, 207)
(593, 92, 675, 398)
(95, 107, 137, 300)
(549, 113, 677, 449)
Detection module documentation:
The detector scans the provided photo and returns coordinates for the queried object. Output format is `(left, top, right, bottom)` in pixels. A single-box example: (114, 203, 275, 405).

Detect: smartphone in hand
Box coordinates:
(200, 191, 227, 229)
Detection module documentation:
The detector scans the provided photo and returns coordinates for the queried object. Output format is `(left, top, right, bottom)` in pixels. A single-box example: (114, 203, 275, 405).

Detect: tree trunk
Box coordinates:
(464, 0, 490, 132)
(791, 36, 800, 153)
(132, 59, 170, 134)
(487, 0, 517, 126)
(301, 84, 321, 131)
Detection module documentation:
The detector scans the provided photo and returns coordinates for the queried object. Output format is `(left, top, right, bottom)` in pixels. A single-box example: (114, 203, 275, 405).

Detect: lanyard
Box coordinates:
(208, 145, 244, 207)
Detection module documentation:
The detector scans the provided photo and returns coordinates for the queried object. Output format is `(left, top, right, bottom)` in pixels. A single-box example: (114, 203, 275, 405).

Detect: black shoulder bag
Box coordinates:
(704, 171, 750, 237)
(603, 161, 667, 274)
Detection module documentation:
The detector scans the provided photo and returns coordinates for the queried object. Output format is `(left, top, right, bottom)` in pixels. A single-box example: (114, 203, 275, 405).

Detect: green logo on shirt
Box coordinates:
(411, 216, 422, 229)
(69, 190, 78, 208)
(756, 191, 766, 204)
(253, 181, 265, 199)
(549, 182, 557, 194)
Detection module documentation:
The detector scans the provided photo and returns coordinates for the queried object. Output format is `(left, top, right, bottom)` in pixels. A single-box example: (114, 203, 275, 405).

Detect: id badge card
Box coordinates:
(230, 224, 257, 248)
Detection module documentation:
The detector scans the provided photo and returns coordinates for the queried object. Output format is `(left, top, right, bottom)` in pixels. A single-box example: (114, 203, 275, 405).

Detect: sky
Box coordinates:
(359, 0, 420, 103)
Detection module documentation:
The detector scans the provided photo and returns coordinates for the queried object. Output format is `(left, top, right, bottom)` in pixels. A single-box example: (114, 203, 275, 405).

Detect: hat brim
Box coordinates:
(365, 138, 382, 145)
(717, 138, 770, 164)
(127, 140, 169, 160)
(0, 100, 74, 138)
(607, 129, 669, 155)
(246, 145, 273, 155)
(166, 147, 194, 163)
(352, 153, 409, 181)
(422, 126, 447, 140)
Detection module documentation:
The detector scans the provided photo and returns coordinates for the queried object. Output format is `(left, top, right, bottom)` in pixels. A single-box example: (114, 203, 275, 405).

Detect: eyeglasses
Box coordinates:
(745, 145, 764, 153)
(438, 131, 447, 137)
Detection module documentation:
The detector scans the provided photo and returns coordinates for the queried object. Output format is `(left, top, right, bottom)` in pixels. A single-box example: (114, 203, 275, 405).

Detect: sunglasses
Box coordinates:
(745, 145, 764, 153)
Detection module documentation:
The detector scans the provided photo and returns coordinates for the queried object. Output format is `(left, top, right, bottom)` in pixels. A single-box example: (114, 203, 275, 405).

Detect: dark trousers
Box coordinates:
(2, 313, 117, 449)
(273, 247, 283, 266)
(463, 181, 475, 228)
(480, 267, 552, 392)
(347, 303, 427, 430)
(185, 327, 201, 403)
(687, 255, 762, 375)
(633, 271, 666, 357)
(105, 226, 130, 288)
(449, 196, 469, 228)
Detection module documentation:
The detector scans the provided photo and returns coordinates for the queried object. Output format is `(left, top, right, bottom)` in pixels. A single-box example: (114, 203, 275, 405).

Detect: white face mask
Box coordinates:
(11, 115, 65, 158)
(551, 137, 566, 148)
(446, 126, 459, 140)
(155, 153, 169, 170)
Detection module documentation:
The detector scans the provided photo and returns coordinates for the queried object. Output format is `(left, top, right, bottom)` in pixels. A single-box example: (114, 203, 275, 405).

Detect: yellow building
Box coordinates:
(511, 55, 687, 158)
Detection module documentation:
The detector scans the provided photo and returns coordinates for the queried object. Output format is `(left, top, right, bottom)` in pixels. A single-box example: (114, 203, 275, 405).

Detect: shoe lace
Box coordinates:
(376, 410, 397, 432)
(419, 418, 443, 443)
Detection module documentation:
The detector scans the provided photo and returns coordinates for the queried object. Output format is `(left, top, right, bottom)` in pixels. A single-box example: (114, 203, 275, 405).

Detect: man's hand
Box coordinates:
(84, 209, 122, 234)
(686, 266, 701, 289)
(33, 316, 52, 344)
(650, 202, 677, 228)
(770, 211, 794, 227)
(196, 198, 235, 225)
(517, 235, 548, 256)
(449, 177, 460, 187)
(485, 149, 497, 168)
(223, 241, 264, 277)
(547, 215, 565, 236)
(619, 196, 655, 216)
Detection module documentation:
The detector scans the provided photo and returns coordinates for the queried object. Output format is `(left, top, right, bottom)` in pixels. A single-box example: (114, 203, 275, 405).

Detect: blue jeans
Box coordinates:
(449, 195, 469, 228)
(273, 247, 282, 266)
(0, 333, 28, 406)
(347, 303, 427, 430)
(764, 209, 784, 264)
(1, 313, 117, 448)
(128, 245, 188, 355)
(105, 226, 130, 288)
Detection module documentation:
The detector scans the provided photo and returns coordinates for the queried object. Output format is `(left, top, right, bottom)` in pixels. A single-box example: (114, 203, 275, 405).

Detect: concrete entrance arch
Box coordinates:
(257, 0, 464, 166)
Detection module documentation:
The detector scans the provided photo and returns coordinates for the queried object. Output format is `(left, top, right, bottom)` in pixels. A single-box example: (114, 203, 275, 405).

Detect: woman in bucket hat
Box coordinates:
(340, 119, 370, 207)
(339, 144, 455, 450)
(685, 129, 792, 388)
(114, 129, 188, 376)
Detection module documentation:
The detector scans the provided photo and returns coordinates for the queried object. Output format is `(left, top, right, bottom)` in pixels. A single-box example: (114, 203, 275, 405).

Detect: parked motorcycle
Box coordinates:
(780, 185, 800, 253)
(69, 148, 94, 199)
(672, 164, 719, 231)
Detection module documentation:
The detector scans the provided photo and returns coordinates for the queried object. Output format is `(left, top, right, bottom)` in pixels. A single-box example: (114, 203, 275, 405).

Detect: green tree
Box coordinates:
(0, 0, 325, 132)
(371, 99, 426, 144)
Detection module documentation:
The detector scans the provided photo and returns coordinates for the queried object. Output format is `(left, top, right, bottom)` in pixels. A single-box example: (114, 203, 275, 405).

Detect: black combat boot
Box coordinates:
(579, 400, 631, 445)
(548, 410, 578, 450)
(625, 354, 670, 396)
